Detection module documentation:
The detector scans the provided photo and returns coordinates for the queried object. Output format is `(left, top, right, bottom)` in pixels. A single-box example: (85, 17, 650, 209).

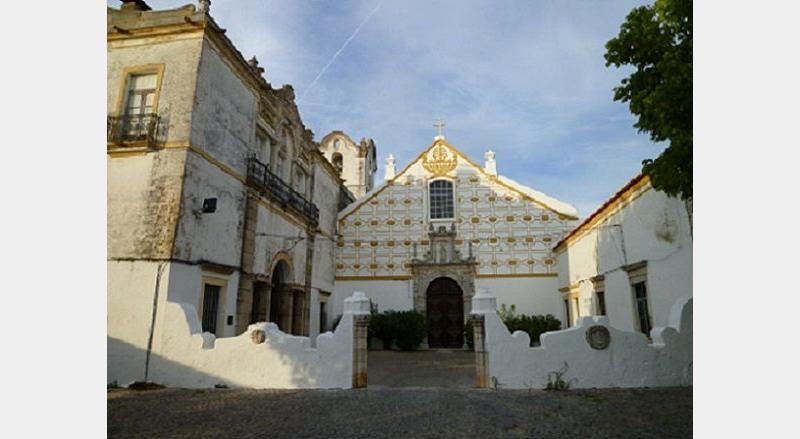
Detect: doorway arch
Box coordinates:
(425, 277, 464, 348)
(268, 259, 291, 331)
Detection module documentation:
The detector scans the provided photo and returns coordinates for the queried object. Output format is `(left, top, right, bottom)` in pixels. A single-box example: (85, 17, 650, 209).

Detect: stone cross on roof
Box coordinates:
(433, 118, 446, 139)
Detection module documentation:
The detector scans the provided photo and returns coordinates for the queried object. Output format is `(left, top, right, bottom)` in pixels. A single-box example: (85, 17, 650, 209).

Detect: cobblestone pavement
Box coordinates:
(368, 349, 476, 388)
(108, 386, 691, 438)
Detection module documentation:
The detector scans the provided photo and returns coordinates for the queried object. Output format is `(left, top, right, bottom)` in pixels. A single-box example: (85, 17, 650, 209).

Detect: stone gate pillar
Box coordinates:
(470, 288, 496, 389)
(344, 291, 370, 389)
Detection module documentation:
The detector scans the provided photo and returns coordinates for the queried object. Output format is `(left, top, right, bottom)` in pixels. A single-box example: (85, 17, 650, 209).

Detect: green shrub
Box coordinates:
(392, 310, 427, 351)
(367, 309, 427, 351)
(499, 305, 562, 347)
(368, 311, 394, 349)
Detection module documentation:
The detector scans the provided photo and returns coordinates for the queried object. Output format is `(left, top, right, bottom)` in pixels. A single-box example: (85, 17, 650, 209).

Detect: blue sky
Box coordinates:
(109, 0, 663, 217)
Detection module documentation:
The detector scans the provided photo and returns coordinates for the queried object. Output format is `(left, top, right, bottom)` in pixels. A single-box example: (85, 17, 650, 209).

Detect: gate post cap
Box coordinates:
(471, 288, 497, 314)
(344, 291, 370, 315)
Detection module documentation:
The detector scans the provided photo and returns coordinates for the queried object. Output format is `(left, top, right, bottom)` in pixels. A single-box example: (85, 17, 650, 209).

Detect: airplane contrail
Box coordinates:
(298, 0, 386, 103)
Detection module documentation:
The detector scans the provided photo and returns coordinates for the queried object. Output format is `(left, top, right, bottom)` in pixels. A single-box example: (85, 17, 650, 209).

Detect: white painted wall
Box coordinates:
(138, 292, 370, 389)
(556, 180, 692, 332)
(108, 260, 170, 385)
(472, 289, 692, 389)
(476, 277, 562, 319)
(332, 280, 413, 318)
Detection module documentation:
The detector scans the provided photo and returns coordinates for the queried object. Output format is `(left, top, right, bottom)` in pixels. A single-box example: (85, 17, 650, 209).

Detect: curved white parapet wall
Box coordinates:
(474, 290, 692, 389)
(131, 291, 370, 389)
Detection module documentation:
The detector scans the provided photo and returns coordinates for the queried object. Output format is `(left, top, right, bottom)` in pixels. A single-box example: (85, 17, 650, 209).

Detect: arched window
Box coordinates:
(332, 152, 343, 175)
(334, 139, 342, 150)
(429, 180, 454, 219)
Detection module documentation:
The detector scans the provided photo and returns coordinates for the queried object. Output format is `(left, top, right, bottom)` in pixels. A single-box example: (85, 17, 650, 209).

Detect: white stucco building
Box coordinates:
(107, 1, 693, 389)
(553, 174, 693, 332)
(107, 1, 356, 384)
(331, 136, 579, 347)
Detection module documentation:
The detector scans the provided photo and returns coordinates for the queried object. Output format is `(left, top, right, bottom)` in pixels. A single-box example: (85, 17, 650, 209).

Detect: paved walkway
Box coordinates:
(108, 387, 692, 438)
(368, 349, 476, 388)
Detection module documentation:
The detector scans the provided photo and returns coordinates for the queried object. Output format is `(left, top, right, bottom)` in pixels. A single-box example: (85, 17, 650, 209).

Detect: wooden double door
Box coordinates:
(425, 277, 464, 348)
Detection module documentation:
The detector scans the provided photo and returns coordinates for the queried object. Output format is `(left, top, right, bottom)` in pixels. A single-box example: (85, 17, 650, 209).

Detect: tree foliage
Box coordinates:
(605, 0, 692, 199)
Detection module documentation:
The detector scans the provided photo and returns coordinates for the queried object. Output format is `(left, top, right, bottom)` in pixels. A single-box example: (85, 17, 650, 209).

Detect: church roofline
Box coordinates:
(553, 173, 651, 253)
(338, 137, 579, 220)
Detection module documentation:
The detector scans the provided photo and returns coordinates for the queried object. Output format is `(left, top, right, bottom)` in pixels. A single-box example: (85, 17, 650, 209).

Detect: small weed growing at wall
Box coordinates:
(107, 380, 119, 389)
(545, 362, 572, 391)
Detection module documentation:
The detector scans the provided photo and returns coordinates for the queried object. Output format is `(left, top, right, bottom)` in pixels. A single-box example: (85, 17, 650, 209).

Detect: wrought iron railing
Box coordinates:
(338, 186, 355, 211)
(246, 157, 319, 227)
(107, 113, 160, 145)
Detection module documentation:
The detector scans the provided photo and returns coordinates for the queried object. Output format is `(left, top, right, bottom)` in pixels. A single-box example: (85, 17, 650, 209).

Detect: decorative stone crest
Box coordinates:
(585, 325, 610, 350)
(251, 329, 266, 344)
(422, 144, 457, 176)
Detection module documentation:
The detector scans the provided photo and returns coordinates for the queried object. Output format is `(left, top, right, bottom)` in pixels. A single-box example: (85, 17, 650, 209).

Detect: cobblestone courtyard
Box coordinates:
(108, 386, 692, 438)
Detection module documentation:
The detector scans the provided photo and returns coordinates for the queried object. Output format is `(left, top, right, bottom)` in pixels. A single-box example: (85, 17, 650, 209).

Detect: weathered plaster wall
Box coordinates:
(139, 292, 370, 389)
(190, 36, 258, 176)
(107, 150, 187, 259)
(172, 151, 245, 265)
(107, 33, 203, 143)
(556, 181, 693, 331)
(473, 290, 692, 389)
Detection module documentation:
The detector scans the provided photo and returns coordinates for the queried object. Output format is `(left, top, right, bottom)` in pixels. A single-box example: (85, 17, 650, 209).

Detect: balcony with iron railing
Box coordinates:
(107, 113, 161, 147)
(246, 157, 319, 227)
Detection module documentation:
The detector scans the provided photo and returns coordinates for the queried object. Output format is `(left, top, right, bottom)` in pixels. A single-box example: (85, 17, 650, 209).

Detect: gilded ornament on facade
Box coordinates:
(422, 145, 458, 176)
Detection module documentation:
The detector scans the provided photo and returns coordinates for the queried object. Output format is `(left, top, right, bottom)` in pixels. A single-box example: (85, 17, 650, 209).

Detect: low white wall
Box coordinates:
(126, 292, 370, 389)
(473, 289, 692, 389)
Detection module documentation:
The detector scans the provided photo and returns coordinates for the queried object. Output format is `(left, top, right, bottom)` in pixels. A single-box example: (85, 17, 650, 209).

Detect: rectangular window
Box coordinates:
(429, 180, 454, 219)
(124, 73, 157, 116)
(564, 299, 571, 328)
(319, 301, 327, 333)
(201, 284, 221, 335)
(295, 169, 307, 195)
(633, 282, 652, 335)
(257, 132, 270, 165)
(596, 291, 606, 315)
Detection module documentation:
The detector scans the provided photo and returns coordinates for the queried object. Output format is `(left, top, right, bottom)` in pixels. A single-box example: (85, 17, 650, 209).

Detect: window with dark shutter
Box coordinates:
(429, 180, 454, 219)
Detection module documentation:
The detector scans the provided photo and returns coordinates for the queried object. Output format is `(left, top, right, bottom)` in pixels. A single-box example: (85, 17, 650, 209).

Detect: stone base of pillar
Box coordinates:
(471, 314, 488, 389)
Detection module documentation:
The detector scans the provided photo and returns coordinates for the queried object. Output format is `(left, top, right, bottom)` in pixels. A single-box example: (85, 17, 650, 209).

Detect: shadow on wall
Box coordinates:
(108, 293, 369, 389)
(108, 336, 225, 387)
(474, 288, 692, 389)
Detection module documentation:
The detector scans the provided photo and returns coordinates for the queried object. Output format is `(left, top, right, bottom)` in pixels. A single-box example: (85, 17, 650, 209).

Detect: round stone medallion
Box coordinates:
(585, 325, 610, 350)
(251, 329, 266, 344)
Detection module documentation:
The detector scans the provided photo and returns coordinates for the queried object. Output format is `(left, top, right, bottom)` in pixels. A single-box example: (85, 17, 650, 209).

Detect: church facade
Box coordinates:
(331, 136, 578, 347)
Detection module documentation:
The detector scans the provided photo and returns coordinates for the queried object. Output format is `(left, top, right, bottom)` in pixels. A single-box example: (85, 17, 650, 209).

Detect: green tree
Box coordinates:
(605, 0, 692, 200)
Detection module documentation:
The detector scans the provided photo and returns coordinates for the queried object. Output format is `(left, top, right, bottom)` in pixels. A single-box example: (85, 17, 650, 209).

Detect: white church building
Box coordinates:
(330, 135, 579, 348)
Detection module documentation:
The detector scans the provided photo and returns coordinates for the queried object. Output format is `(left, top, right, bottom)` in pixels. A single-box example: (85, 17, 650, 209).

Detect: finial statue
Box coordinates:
(484, 149, 497, 176)
(384, 154, 396, 180)
(199, 0, 211, 13)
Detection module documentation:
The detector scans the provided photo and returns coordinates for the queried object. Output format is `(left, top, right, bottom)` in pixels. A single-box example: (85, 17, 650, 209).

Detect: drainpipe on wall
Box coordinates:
(144, 261, 167, 383)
